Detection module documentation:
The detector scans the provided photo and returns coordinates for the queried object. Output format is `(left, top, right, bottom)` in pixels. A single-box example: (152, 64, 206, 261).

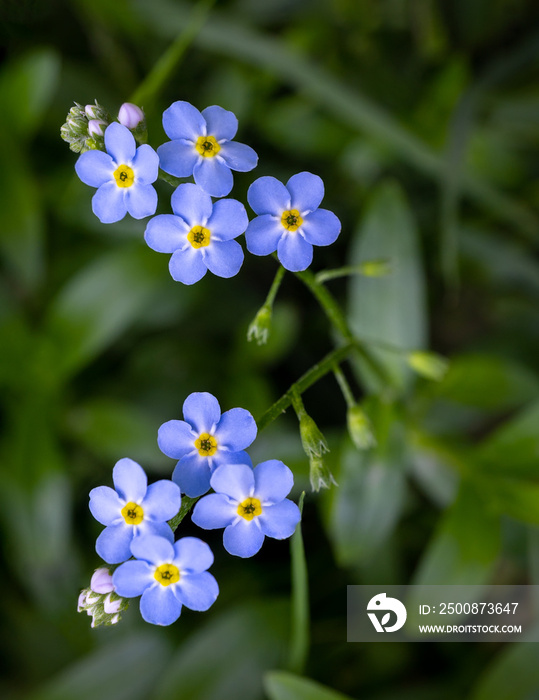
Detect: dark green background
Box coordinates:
(2, 0, 539, 698)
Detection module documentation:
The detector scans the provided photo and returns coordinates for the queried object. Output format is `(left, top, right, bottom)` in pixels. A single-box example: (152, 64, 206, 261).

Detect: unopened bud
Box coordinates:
(359, 259, 391, 277)
(309, 454, 337, 492)
(299, 413, 329, 459)
(88, 119, 106, 137)
(90, 567, 114, 594)
(247, 304, 272, 345)
(118, 102, 145, 129)
(347, 405, 376, 450)
(407, 350, 448, 381)
(78, 567, 129, 628)
(103, 592, 122, 614)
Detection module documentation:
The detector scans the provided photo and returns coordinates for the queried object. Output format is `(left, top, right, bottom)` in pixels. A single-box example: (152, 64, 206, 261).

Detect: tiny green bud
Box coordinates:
(247, 304, 272, 345)
(359, 259, 391, 277)
(407, 350, 449, 381)
(299, 413, 329, 459)
(347, 404, 376, 450)
(309, 454, 338, 492)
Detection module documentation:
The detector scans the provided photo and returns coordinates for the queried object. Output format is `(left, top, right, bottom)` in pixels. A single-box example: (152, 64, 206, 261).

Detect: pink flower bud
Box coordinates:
(88, 119, 106, 137)
(90, 567, 114, 593)
(118, 102, 145, 129)
(77, 591, 88, 611)
(103, 593, 122, 614)
(85, 104, 100, 119)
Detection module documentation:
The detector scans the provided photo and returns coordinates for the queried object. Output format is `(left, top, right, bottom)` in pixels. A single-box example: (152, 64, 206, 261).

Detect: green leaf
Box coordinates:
(27, 633, 172, 700)
(0, 49, 60, 138)
(150, 601, 288, 700)
(412, 481, 500, 587)
(347, 180, 427, 394)
(264, 671, 356, 700)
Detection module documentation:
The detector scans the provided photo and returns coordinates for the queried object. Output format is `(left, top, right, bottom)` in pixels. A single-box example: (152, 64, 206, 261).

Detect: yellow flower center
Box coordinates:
(195, 432, 218, 457)
(237, 497, 262, 521)
(121, 501, 144, 525)
(113, 164, 135, 188)
(154, 563, 180, 587)
(281, 209, 303, 232)
(187, 225, 211, 249)
(195, 135, 221, 158)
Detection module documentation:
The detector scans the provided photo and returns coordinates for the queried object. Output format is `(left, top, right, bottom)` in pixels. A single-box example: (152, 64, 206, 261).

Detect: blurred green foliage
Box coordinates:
(2, 0, 539, 698)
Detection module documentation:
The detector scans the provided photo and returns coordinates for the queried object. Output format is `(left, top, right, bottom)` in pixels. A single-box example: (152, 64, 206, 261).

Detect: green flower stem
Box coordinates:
(257, 342, 354, 431)
(315, 261, 390, 283)
(158, 169, 185, 188)
(168, 495, 200, 532)
(129, 0, 217, 107)
(288, 492, 309, 674)
(333, 365, 356, 409)
(265, 264, 286, 308)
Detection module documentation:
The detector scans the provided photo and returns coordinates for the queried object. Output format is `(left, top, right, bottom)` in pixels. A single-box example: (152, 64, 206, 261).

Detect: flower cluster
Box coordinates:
(66, 98, 341, 282)
(83, 392, 300, 627)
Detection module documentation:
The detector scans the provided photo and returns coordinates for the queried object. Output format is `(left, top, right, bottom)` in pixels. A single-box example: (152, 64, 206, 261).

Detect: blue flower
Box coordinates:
(89, 458, 182, 564)
(112, 535, 219, 626)
(192, 460, 301, 558)
(144, 183, 247, 285)
(245, 172, 341, 271)
(158, 392, 257, 498)
(157, 101, 258, 198)
(75, 122, 159, 223)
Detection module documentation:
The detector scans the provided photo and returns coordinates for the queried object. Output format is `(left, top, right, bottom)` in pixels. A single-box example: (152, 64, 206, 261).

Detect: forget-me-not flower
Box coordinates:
(113, 535, 219, 626)
(89, 458, 181, 564)
(158, 392, 257, 498)
(75, 122, 159, 223)
(144, 183, 248, 285)
(245, 172, 341, 271)
(192, 460, 301, 557)
(157, 101, 258, 198)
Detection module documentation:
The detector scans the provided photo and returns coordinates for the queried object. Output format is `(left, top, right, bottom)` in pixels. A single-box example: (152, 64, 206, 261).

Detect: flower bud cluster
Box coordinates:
(77, 568, 128, 628)
(60, 101, 112, 153)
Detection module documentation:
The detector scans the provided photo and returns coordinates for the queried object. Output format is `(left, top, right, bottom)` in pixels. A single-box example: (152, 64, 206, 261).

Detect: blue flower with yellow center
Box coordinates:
(113, 535, 218, 626)
(89, 458, 182, 564)
(144, 183, 248, 285)
(192, 460, 301, 558)
(157, 101, 258, 198)
(75, 122, 159, 223)
(245, 172, 341, 271)
(158, 392, 257, 498)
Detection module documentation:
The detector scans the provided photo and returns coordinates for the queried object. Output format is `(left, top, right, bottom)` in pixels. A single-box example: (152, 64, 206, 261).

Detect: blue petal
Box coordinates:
(300, 209, 341, 246)
(130, 534, 175, 565)
(259, 499, 301, 539)
(112, 560, 153, 597)
(192, 493, 235, 530)
(158, 419, 197, 459)
(219, 141, 258, 172)
(75, 150, 113, 188)
(105, 122, 136, 164)
(286, 172, 324, 213)
(193, 157, 233, 198)
(207, 199, 248, 241)
(215, 407, 257, 452)
(183, 392, 221, 434)
(253, 460, 293, 504)
(204, 240, 244, 279)
(174, 571, 218, 611)
(162, 101, 205, 141)
(277, 233, 313, 272)
(143, 480, 182, 521)
(92, 182, 127, 224)
(145, 215, 189, 254)
(214, 450, 253, 469)
(89, 486, 122, 525)
(210, 463, 254, 501)
(140, 584, 182, 625)
(139, 520, 175, 542)
(245, 215, 283, 256)
(131, 144, 159, 184)
(173, 453, 212, 498)
(169, 246, 207, 285)
(96, 523, 133, 564)
(170, 183, 213, 226)
(113, 458, 147, 502)
(223, 519, 264, 558)
(125, 184, 157, 220)
(173, 536, 214, 573)
(201, 105, 238, 141)
(157, 139, 198, 178)
(247, 176, 290, 215)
